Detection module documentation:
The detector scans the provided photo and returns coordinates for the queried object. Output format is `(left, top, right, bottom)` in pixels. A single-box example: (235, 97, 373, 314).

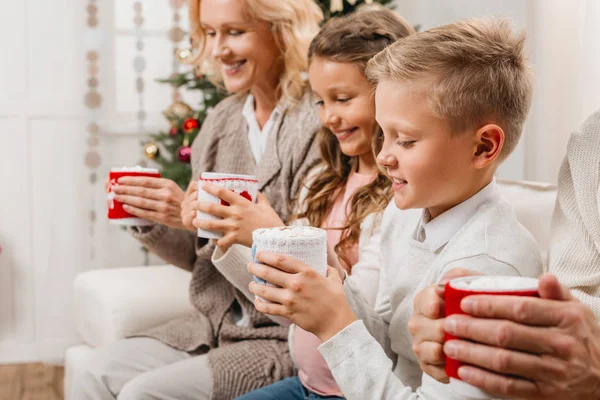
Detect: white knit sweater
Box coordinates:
(549, 110, 600, 317)
(318, 188, 543, 400)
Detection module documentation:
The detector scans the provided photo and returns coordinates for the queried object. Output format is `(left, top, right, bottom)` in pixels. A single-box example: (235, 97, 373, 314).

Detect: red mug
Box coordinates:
(445, 276, 539, 399)
(107, 167, 161, 226)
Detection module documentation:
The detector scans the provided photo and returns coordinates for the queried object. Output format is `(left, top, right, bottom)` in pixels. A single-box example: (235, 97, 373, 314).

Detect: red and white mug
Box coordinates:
(107, 166, 161, 226)
(196, 172, 258, 239)
(445, 276, 539, 399)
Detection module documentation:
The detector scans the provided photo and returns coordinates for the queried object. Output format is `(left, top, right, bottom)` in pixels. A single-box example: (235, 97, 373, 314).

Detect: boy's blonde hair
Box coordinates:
(188, 0, 323, 105)
(366, 18, 533, 161)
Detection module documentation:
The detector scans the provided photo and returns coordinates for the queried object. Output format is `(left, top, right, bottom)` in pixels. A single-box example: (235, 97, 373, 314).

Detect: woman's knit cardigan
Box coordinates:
(129, 90, 321, 399)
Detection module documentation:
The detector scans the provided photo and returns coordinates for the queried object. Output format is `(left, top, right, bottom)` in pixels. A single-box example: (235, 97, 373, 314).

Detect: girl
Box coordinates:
(194, 9, 414, 399)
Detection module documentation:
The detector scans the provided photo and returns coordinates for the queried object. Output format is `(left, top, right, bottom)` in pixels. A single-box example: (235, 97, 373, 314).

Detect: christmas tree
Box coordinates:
(143, 0, 393, 189)
(317, 0, 394, 20)
(142, 70, 227, 189)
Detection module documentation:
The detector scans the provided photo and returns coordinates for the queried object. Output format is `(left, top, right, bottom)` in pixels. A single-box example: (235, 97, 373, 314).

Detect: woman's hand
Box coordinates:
(193, 182, 285, 252)
(180, 180, 199, 232)
(409, 268, 481, 383)
(248, 251, 358, 342)
(111, 176, 186, 229)
(443, 274, 600, 400)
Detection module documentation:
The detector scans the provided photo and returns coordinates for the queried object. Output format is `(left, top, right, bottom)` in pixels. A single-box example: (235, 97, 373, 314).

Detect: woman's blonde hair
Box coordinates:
(297, 10, 414, 270)
(188, 0, 323, 105)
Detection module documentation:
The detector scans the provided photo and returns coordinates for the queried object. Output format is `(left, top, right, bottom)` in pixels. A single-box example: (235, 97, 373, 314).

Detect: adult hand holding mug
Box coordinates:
(411, 271, 600, 400)
(111, 175, 186, 229)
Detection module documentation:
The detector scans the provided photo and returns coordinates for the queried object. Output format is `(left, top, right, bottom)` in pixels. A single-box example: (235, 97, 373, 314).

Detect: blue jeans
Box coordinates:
(236, 377, 345, 400)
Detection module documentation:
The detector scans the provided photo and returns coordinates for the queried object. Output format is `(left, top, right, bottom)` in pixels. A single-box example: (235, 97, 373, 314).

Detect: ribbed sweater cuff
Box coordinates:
(318, 320, 376, 369)
(128, 223, 169, 247)
(212, 244, 253, 274)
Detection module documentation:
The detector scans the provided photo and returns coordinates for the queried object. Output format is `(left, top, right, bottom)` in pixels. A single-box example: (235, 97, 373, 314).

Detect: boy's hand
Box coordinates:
(409, 268, 481, 383)
(248, 251, 358, 342)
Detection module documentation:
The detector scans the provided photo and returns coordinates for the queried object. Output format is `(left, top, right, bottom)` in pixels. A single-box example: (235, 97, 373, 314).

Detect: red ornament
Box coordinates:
(169, 127, 178, 136)
(183, 118, 199, 133)
(177, 145, 192, 163)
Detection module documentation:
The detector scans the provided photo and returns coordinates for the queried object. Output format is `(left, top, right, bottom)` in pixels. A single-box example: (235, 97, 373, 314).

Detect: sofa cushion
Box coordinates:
(73, 265, 194, 348)
(497, 179, 557, 267)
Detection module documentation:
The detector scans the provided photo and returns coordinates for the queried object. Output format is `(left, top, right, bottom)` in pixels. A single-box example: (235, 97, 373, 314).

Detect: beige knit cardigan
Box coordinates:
(549, 109, 600, 317)
(129, 90, 321, 399)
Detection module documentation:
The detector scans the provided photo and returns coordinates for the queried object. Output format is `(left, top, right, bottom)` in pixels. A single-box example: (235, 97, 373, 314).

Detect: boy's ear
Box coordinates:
(472, 124, 504, 169)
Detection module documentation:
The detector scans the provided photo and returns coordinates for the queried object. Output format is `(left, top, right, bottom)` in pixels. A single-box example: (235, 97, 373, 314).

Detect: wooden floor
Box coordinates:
(0, 363, 64, 400)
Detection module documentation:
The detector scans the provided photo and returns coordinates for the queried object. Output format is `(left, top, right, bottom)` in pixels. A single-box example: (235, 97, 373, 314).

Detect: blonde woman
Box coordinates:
(72, 0, 322, 399)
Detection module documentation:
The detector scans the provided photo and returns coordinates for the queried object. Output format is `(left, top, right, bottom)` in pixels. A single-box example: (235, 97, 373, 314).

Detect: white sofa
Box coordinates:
(64, 179, 558, 398)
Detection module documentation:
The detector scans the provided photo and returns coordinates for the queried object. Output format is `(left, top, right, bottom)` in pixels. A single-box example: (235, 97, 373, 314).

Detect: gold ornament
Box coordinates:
(164, 101, 193, 121)
(144, 141, 159, 159)
(176, 48, 192, 62)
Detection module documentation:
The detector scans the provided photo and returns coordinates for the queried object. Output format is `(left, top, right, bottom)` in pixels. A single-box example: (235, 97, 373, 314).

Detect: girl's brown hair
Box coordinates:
(297, 9, 415, 270)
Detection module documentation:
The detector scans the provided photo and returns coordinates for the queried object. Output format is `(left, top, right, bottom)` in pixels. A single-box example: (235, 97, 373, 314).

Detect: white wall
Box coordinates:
(0, 0, 90, 363)
(393, 0, 600, 183)
(0, 0, 186, 363)
(393, 0, 528, 180)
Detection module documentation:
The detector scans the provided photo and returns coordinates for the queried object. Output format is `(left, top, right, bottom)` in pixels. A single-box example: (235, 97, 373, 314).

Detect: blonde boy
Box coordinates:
(248, 17, 543, 400)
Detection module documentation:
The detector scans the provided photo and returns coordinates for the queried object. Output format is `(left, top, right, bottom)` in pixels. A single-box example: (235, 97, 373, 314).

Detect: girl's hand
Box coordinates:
(248, 251, 358, 342)
(327, 242, 346, 281)
(193, 182, 285, 252)
(180, 180, 199, 232)
(112, 176, 186, 229)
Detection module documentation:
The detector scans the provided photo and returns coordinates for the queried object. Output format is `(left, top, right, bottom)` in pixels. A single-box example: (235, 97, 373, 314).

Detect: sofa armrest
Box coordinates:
(73, 265, 194, 348)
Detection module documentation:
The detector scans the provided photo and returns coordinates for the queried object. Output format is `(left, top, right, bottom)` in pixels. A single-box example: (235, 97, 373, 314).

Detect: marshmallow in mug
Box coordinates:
(110, 165, 160, 173)
(251, 226, 328, 296)
(196, 172, 259, 239)
(452, 276, 539, 291)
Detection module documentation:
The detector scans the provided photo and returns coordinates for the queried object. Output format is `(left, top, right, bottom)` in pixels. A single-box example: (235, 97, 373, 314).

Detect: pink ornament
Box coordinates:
(177, 145, 191, 163)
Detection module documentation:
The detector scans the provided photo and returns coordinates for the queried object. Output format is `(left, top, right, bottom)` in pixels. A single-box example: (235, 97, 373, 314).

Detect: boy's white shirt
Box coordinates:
(318, 179, 544, 400)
